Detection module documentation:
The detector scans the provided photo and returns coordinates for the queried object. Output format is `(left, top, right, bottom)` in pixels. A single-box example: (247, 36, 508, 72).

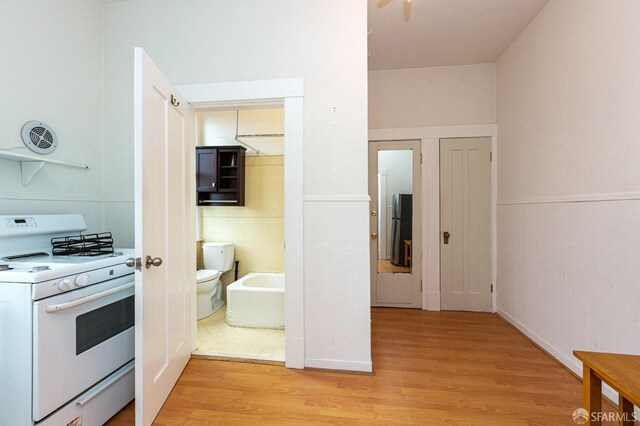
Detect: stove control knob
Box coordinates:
(58, 279, 73, 291)
(75, 275, 90, 287)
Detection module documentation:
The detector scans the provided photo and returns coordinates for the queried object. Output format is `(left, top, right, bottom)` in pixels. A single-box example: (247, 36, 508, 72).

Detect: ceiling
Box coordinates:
(368, 0, 549, 70)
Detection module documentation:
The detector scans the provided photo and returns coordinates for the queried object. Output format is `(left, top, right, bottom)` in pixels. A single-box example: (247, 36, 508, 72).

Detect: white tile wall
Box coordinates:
(498, 200, 640, 374)
(201, 156, 284, 279)
(103, 201, 134, 248)
(303, 200, 371, 371)
(0, 198, 134, 249)
(0, 199, 104, 234)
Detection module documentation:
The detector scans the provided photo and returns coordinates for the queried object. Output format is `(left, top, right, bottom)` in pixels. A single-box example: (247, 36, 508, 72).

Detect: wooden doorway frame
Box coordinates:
(369, 125, 497, 311)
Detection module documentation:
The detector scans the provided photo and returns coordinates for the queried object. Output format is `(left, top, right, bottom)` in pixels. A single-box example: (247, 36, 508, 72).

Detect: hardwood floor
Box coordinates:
(107, 309, 625, 425)
(377, 259, 411, 273)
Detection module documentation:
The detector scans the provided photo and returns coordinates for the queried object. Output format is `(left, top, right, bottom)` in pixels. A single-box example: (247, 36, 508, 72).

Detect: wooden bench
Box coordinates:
(574, 351, 640, 425)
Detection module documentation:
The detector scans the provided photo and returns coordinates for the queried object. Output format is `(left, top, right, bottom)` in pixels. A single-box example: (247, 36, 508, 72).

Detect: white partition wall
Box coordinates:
(104, 0, 370, 372)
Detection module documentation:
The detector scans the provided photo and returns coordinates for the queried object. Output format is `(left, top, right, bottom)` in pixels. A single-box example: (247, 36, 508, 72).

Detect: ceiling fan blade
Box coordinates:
(403, 0, 411, 22)
(377, 0, 393, 9)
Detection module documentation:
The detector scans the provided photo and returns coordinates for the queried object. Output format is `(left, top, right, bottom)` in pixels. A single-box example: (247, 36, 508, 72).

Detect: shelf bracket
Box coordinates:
(21, 161, 46, 186)
(0, 149, 89, 186)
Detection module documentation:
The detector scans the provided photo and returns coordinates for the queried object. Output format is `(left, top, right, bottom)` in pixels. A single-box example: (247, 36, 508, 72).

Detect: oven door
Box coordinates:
(32, 275, 135, 422)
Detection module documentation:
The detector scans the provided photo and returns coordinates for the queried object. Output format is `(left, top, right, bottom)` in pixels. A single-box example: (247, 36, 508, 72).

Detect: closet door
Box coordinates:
(440, 137, 492, 312)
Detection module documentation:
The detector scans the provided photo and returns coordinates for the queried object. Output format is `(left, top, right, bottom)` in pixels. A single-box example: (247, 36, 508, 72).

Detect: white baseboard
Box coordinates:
(497, 309, 621, 405)
(304, 358, 373, 373)
(285, 337, 304, 369)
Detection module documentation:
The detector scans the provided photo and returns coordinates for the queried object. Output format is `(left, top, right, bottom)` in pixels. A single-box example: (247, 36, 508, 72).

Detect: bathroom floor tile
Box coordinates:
(195, 305, 285, 362)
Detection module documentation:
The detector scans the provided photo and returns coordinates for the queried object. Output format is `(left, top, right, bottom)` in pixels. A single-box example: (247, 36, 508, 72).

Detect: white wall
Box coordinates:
(496, 0, 640, 392)
(0, 0, 105, 233)
(498, 1, 640, 202)
(103, 0, 371, 371)
(369, 63, 496, 129)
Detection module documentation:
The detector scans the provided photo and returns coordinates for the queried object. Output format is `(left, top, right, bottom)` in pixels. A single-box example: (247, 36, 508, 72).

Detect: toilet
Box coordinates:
(196, 242, 234, 320)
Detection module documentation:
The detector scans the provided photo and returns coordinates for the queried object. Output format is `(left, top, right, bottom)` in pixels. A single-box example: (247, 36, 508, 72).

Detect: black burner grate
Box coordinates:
(51, 232, 114, 256)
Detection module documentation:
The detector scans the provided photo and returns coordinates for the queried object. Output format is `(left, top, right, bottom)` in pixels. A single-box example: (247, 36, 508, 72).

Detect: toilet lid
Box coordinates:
(196, 269, 221, 283)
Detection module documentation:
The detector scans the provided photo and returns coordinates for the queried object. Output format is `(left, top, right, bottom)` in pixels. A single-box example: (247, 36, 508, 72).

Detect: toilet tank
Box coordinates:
(202, 242, 234, 272)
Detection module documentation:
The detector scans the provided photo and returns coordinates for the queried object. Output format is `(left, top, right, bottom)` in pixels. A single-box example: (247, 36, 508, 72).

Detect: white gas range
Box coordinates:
(0, 215, 135, 426)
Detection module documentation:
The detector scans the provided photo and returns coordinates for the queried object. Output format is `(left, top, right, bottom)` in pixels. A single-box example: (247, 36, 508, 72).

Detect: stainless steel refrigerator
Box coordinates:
(391, 193, 413, 266)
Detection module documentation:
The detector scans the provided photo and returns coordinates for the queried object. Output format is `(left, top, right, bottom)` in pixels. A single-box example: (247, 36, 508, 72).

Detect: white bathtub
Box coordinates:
(226, 273, 284, 329)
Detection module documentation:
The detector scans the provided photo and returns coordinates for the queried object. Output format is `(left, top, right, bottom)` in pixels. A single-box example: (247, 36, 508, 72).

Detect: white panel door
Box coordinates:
(369, 140, 422, 308)
(134, 48, 195, 426)
(440, 137, 491, 312)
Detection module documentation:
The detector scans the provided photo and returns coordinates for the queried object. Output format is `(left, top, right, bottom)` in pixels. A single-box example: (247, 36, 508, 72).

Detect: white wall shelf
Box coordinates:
(0, 149, 89, 186)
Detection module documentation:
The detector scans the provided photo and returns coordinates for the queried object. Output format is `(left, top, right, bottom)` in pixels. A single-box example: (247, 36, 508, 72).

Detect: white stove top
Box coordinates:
(0, 248, 135, 283)
(0, 215, 135, 296)
(2, 250, 127, 265)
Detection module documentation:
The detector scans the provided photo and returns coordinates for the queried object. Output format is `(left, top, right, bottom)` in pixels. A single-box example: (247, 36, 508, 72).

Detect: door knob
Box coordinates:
(371, 210, 377, 217)
(125, 258, 136, 268)
(145, 256, 163, 269)
(371, 233, 378, 240)
(443, 231, 450, 244)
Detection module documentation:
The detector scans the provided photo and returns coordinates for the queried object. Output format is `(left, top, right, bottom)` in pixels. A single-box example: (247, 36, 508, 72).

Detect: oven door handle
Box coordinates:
(76, 360, 134, 407)
(45, 282, 134, 313)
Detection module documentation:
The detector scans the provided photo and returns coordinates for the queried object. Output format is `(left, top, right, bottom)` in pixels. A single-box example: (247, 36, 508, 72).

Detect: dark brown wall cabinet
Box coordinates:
(196, 146, 246, 206)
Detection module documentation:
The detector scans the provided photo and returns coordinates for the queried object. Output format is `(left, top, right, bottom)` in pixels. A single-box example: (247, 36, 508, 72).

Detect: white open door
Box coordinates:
(134, 47, 195, 425)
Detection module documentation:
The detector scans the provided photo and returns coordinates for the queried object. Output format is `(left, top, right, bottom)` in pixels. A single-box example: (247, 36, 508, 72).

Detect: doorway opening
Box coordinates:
(193, 106, 286, 362)
(176, 78, 305, 369)
(368, 140, 422, 308)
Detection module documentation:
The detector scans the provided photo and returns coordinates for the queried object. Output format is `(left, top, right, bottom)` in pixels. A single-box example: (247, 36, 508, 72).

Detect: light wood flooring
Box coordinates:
(377, 259, 411, 273)
(107, 308, 627, 425)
